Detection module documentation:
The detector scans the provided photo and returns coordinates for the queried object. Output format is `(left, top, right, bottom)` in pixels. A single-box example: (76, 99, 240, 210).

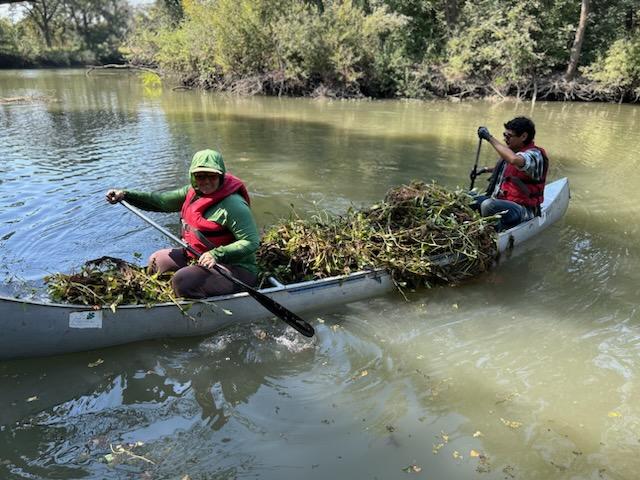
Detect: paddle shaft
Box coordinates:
(469, 138, 483, 190)
(120, 200, 315, 337)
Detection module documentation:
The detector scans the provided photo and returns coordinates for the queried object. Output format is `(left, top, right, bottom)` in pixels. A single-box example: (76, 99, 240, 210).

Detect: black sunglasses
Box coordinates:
(194, 172, 219, 179)
(503, 131, 521, 140)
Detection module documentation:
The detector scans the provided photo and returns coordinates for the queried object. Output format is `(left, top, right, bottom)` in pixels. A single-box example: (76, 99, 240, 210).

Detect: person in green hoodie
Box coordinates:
(106, 149, 259, 298)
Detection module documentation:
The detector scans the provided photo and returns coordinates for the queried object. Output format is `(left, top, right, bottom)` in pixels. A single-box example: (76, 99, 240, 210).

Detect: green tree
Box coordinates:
(25, 0, 63, 48)
(63, 0, 130, 62)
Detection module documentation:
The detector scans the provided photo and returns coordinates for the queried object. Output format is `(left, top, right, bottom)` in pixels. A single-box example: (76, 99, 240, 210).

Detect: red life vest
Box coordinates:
(180, 174, 251, 257)
(497, 143, 549, 210)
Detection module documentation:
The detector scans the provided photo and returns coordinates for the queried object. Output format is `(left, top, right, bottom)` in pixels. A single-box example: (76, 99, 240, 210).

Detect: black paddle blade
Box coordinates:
(213, 265, 315, 337)
(245, 288, 315, 337)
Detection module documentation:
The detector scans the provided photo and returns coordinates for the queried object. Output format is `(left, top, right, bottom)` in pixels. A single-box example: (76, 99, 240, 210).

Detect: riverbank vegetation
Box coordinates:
(123, 0, 640, 102)
(0, 0, 130, 67)
(1, 0, 639, 102)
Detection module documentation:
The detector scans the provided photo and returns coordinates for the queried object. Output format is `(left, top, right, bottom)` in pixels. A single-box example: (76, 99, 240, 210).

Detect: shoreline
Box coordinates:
(1, 65, 638, 105)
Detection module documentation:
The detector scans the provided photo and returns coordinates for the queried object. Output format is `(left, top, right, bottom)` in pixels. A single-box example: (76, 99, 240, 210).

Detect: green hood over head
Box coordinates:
(189, 149, 227, 188)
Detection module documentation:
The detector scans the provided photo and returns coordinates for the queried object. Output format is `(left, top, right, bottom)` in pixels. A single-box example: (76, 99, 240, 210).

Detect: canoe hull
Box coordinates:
(0, 270, 394, 360)
(0, 178, 570, 360)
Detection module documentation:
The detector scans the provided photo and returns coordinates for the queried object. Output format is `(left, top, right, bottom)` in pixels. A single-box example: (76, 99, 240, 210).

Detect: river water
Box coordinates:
(1, 69, 639, 479)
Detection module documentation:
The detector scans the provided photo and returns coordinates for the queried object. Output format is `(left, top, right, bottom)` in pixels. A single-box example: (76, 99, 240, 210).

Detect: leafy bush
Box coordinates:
(443, 2, 542, 88)
(583, 35, 640, 90)
(125, 0, 409, 96)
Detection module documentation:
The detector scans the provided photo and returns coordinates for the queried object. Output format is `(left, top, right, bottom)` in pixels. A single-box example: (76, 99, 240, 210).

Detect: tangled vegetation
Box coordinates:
(45, 256, 177, 310)
(45, 182, 497, 307)
(258, 181, 497, 288)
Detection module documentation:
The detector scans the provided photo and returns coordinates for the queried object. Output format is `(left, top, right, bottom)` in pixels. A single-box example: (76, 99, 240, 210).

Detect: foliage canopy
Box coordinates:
(2, 0, 640, 101)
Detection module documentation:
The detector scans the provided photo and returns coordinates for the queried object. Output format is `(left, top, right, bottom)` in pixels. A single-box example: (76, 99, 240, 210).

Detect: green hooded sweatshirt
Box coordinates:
(124, 150, 259, 274)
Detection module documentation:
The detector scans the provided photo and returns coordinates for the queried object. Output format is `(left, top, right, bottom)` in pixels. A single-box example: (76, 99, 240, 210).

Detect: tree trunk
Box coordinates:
(443, 0, 460, 32)
(625, 6, 635, 32)
(565, 0, 589, 82)
(162, 0, 183, 25)
(26, 0, 62, 48)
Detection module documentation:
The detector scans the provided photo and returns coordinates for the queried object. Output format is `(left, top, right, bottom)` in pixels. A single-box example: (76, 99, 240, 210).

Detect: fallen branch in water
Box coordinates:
(86, 64, 161, 77)
(0, 94, 55, 105)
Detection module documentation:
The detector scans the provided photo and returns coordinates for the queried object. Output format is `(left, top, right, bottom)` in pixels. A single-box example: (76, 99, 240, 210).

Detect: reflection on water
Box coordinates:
(1, 70, 640, 479)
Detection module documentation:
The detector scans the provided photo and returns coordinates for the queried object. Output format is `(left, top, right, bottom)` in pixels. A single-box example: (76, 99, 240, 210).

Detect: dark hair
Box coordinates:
(504, 116, 535, 144)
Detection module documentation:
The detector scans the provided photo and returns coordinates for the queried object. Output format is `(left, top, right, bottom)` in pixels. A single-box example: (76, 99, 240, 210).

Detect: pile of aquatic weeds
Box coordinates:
(45, 182, 497, 306)
(258, 181, 498, 289)
(45, 256, 177, 310)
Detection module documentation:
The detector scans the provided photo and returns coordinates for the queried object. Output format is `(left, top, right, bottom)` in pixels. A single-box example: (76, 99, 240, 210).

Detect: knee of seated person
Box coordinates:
(148, 249, 176, 275)
(171, 268, 204, 299)
(147, 253, 160, 273)
(479, 198, 495, 217)
(170, 269, 188, 297)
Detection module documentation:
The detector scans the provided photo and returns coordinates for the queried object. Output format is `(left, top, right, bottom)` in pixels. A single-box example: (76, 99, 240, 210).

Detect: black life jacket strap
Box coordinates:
(503, 176, 544, 198)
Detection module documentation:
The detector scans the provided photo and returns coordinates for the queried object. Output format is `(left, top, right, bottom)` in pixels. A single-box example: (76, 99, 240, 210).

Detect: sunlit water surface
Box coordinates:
(1, 70, 639, 479)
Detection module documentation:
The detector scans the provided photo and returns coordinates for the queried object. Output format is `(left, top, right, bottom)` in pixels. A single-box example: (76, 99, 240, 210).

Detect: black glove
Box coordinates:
(477, 126, 492, 141)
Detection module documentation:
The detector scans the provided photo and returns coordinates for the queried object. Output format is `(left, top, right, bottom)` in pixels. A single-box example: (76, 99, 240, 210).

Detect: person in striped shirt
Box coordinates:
(471, 116, 549, 231)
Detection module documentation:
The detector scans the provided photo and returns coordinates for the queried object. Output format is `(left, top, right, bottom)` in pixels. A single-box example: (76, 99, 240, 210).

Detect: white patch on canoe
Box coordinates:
(69, 310, 103, 329)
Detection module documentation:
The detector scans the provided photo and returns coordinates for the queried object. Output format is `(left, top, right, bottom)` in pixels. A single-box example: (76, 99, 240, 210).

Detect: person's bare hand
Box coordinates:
(106, 189, 125, 204)
(198, 252, 217, 269)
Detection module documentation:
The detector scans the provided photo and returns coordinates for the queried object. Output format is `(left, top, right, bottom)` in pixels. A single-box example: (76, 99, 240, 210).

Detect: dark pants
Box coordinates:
(148, 248, 257, 299)
(471, 195, 529, 231)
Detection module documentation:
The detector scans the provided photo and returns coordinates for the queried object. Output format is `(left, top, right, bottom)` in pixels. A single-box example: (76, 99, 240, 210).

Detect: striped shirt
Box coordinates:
(490, 147, 546, 197)
(516, 148, 546, 181)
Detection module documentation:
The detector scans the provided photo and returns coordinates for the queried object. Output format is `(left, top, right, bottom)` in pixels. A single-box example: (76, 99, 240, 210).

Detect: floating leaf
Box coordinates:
(360, 370, 368, 377)
(500, 417, 523, 429)
(222, 309, 233, 316)
(453, 450, 462, 459)
(402, 464, 422, 473)
(472, 430, 483, 438)
(255, 330, 268, 340)
(470, 449, 481, 458)
(608, 411, 622, 418)
(88, 359, 104, 368)
(26, 396, 38, 402)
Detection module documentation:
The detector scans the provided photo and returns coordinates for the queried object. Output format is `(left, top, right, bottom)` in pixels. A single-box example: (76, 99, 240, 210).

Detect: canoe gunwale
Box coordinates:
(0, 269, 389, 310)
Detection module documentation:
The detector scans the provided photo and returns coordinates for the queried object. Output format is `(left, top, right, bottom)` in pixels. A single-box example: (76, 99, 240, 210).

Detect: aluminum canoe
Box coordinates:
(0, 178, 569, 360)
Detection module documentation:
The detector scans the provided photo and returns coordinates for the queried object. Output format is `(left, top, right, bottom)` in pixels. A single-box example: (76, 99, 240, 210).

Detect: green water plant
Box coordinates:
(45, 256, 177, 310)
(46, 182, 497, 307)
(258, 181, 497, 288)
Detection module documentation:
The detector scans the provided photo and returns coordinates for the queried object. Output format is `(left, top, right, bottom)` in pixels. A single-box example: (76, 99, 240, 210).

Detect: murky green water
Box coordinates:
(1, 69, 639, 479)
